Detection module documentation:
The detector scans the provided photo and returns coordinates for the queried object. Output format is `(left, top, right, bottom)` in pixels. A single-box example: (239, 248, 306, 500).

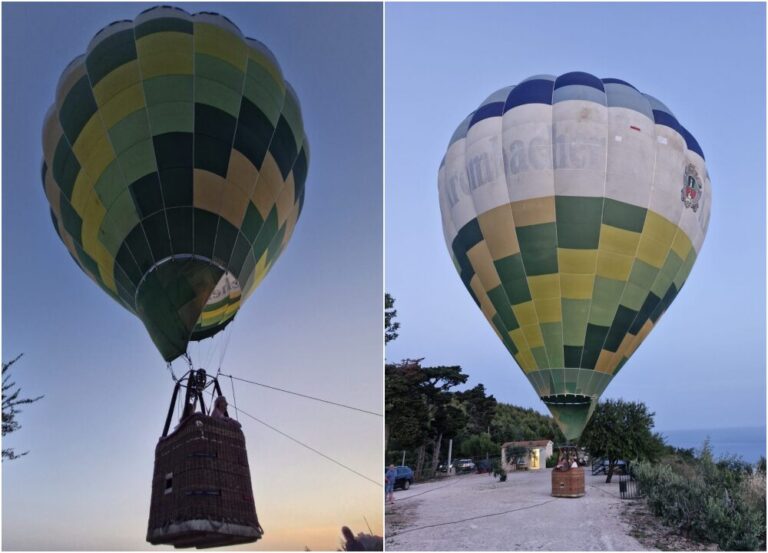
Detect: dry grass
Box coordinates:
(740, 471, 767, 511)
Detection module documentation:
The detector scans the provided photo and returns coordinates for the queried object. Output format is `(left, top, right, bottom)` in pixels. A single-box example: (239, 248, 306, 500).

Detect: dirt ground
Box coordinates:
(385, 469, 716, 551)
(620, 498, 718, 551)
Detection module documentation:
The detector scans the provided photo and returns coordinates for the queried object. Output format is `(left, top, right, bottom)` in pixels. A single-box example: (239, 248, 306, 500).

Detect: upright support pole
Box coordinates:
(162, 380, 182, 437)
(447, 439, 453, 474)
(181, 372, 197, 419)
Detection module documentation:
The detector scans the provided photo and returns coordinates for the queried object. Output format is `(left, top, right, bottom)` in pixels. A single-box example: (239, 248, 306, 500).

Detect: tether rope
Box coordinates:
(231, 404, 381, 487)
(388, 498, 557, 537)
(220, 373, 382, 417)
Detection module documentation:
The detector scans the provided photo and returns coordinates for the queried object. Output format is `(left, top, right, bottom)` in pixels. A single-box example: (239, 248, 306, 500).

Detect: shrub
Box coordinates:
(756, 456, 766, 475)
(545, 453, 558, 468)
(491, 460, 507, 482)
(634, 446, 766, 551)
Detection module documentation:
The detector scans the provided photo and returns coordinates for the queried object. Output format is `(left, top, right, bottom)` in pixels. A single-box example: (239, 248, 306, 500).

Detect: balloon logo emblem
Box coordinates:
(682, 164, 703, 212)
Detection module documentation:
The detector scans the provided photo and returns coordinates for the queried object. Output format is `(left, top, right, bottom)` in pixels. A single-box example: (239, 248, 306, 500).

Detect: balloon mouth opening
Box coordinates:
(135, 255, 237, 305)
(541, 394, 593, 406)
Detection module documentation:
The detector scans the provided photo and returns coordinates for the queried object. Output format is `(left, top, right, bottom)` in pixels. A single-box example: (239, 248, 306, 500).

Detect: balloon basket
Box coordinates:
(147, 371, 262, 548)
(551, 466, 585, 498)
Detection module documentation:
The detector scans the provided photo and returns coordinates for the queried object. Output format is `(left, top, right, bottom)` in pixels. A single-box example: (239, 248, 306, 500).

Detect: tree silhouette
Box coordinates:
(385, 293, 400, 344)
(2, 354, 44, 460)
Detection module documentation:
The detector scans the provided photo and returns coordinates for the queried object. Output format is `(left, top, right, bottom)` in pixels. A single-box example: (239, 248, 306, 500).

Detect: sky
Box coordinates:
(2, 2, 382, 550)
(386, 3, 766, 436)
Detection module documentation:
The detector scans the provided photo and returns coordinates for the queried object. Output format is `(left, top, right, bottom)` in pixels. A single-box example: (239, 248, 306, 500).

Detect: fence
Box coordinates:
(618, 473, 642, 499)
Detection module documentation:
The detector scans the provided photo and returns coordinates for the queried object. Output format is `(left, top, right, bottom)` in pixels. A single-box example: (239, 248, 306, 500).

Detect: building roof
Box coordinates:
(502, 440, 552, 448)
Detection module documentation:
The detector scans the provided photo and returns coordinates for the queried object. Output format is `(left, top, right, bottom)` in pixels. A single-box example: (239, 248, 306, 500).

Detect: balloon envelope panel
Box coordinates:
(438, 72, 710, 440)
(42, 7, 308, 362)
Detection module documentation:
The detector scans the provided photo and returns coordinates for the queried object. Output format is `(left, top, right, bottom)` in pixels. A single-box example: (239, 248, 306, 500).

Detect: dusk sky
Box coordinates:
(386, 2, 766, 435)
(3, 3, 382, 550)
(3, 1, 767, 550)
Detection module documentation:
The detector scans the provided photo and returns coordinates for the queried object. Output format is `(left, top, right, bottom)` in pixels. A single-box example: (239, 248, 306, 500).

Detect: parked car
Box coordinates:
(386, 465, 414, 490)
(455, 458, 476, 473)
(475, 459, 492, 473)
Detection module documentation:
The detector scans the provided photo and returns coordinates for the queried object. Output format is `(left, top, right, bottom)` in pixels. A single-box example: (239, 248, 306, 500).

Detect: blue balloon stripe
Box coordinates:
(678, 125, 705, 160)
(601, 77, 638, 90)
(554, 71, 605, 92)
(469, 102, 505, 127)
(504, 78, 554, 111)
(448, 72, 705, 160)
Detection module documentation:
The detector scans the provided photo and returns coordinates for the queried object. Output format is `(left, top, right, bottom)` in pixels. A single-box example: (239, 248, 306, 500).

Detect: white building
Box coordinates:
(501, 440, 554, 471)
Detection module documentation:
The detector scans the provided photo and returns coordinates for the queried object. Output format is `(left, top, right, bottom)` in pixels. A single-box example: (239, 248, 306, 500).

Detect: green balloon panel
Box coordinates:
(42, 7, 308, 361)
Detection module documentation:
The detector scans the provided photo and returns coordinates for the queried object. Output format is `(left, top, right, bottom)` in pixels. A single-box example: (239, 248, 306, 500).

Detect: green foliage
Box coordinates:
(386, 360, 469, 451)
(504, 445, 528, 466)
(385, 293, 400, 344)
(458, 433, 498, 458)
(386, 357, 513, 481)
(385, 360, 431, 451)
(2, 354, 44, 461)
(634, 444, 766, 550)
(578, 398, 665, 482)
(454, 384, 497, 435)
(662, 443, 697, 462)
(545, 452, 559, 468)
(491, 403, 564, 444)
(387, 359, 495, 479)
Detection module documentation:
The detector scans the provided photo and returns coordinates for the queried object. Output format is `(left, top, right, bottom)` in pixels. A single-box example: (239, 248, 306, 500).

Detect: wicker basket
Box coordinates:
(551, 466, 585, 498)
(147, 413, 263, 548)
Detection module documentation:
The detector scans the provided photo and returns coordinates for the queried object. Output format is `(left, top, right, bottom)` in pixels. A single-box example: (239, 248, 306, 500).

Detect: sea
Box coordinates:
(659, 426, 766, 464)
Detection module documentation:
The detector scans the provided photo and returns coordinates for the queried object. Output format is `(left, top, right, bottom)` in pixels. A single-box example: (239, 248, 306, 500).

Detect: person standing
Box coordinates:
(385, 464, 397, 504)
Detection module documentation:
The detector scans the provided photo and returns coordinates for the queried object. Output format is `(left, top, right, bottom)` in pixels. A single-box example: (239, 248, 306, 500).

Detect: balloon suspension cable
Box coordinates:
(229, 375, 239, 422)
(216, 322, 234, 376)
(166, 362, 178, 382)
(183, 352, 194, 371)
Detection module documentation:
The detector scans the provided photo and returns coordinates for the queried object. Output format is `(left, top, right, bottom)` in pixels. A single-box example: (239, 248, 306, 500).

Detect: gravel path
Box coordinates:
(385, 469, 655, 551)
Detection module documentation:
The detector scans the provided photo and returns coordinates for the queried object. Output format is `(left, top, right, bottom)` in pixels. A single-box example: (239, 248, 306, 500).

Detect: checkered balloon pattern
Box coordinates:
(42, 7, 308, 362)
(438, 72, 710, 440)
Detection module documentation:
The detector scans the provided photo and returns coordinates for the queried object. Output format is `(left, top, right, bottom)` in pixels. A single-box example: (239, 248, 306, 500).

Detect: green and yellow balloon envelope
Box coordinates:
(438, 73, 710, 440)
(42, 7, 308, 362)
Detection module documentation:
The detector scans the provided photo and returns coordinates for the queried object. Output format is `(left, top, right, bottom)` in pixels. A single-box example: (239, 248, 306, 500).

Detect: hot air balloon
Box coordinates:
(438, 72, 710, 442)
(40, 7, 309, 546)
(41, 6, 308, 364)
